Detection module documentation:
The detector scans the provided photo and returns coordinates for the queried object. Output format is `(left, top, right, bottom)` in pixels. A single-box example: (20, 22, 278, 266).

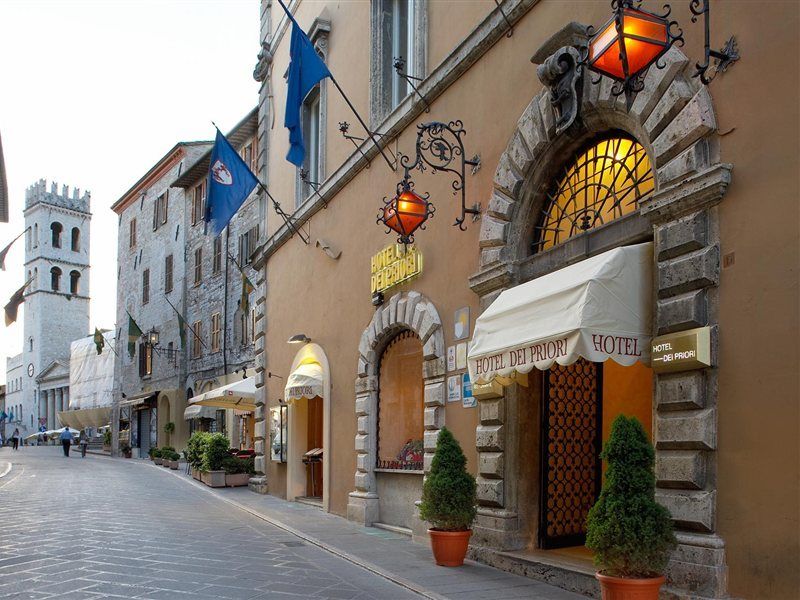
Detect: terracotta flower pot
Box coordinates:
(596, 572, 665, 600)
(428, 529, 472, 567)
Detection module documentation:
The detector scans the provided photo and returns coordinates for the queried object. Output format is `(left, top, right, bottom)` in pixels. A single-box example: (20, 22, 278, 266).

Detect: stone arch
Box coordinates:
(469, 44, 732, 599)
(347, 290, 446, 528)
(474, 46, 725, 280)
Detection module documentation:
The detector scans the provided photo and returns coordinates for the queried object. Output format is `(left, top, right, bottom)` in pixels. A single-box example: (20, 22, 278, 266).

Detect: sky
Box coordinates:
(0, 0, 260, 385)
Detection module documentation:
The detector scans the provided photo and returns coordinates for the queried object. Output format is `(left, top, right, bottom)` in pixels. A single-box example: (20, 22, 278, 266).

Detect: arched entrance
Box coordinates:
(284, 343, 331, 511)
(469, 42, 730, 597)
(347, 291, 446, 539)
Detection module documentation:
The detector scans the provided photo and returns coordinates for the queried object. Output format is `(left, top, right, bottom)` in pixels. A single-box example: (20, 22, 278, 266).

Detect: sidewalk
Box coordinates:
(154, 462, 587, 600)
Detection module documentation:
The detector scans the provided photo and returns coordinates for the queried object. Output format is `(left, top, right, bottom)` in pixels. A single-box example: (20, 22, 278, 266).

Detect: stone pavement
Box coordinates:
(0, 447, 587, 599)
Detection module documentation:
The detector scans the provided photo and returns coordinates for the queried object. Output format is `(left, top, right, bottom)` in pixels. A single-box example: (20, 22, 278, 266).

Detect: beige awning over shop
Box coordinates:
(285, 360, 323, 402)
(119, 391, 158, 408)
(189, 377, 256, 411)
(468, 243, 653, 384)
(58, 407, 112, 429)
(183, 404, 218, 420)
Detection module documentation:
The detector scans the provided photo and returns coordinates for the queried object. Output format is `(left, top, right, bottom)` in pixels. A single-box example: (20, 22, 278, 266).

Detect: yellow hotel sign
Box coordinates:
(370, 244, 423, 294)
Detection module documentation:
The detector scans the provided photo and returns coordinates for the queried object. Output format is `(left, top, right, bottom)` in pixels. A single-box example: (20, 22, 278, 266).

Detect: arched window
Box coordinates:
(29, 337, 33, 352)
(71, 227, 80, 252)
(377, 331, 424, 470)
(69, 270, 80, 295)
(51, 222, 63, 248)
(532, 136, 654, 253)
(50, 267, 62, 291)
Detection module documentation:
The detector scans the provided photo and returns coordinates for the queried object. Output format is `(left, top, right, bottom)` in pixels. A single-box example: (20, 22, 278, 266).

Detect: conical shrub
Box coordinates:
(586, 415, 676, 577)
(419, 427, 477, 531)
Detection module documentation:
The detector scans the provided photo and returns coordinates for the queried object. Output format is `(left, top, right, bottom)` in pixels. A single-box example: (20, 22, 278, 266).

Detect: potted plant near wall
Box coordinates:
(120, 443, 132, 459)
(164, 448, 181, 470)
(163, 421, 175, 445)
(151, 447, 163, 464)
(586, 415, 677, 600)
(103, 429, 112, 452)
(419, 427, 477, 567)
(200, 433, 229, 488)
(160, 446, 175, 468)
(187, 432, 209, 480)
(222, 455, 255, 487)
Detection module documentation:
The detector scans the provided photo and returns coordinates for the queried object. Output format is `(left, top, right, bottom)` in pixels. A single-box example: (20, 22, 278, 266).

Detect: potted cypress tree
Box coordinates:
(419, 427, 477, 567)
(586, 415, 677, 599)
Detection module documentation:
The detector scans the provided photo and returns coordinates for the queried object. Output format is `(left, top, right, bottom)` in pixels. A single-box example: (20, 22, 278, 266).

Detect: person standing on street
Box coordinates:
(11, 428, 20, 451)
(79, 430, 88, 458)
(59, 428, 72, 457)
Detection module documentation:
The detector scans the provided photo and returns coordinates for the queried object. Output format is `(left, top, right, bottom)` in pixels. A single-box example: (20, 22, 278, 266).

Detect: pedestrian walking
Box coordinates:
(11, 428, 20, 451)
(59, 428, 72, 457)
(79, 430, 89, 458)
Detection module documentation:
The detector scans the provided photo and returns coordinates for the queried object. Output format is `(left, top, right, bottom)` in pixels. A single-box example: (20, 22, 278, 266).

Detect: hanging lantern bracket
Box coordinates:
(399, 120, 481, 231)
(690, 0, 739, 84)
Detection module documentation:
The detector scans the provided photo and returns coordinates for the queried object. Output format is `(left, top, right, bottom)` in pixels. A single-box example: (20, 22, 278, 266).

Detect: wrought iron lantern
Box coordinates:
(146, 327, 160, 347)
(584, 0, 738, 107)
(377, 120, 479, 244)
(378, 181, 434, 245)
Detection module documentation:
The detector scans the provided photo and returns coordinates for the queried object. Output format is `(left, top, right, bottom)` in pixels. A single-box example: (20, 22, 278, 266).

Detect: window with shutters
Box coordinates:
(211, 312, 221, 353)
(139, 342, 153, 377)
(194, 247, 202, 286)
(212, 237, 222, 274)
(191, 321, 203, 358)
(153, 191, 169, 230)
(165, 254, 174, 293)
(238, 225, 259, 265)
(192, 182, 205, 226)
(129, 218, 137, 249)
(142, 269, 150, 304)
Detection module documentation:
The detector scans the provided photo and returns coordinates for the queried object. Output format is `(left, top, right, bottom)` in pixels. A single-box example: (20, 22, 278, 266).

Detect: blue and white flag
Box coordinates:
(278, 0, 332, 167)
(204, 128, 259, 236)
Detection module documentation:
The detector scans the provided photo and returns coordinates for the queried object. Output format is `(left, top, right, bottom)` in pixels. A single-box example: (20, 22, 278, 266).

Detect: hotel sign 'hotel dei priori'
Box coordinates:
(2, 1, 791, 600)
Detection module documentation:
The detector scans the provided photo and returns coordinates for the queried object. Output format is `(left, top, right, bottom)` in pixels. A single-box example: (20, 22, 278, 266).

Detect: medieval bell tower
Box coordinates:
(22, 179, 91, 428)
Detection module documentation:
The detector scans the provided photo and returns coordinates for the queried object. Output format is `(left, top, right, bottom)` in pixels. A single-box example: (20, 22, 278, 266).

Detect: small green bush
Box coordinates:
(163, 449, 180, 461)
(419, 427, 477, 531)
(103, 430, 112, 445)
(586, 415, 677, 578)
(163, 422, 175, 434)
(150, 447, 162, 458)
(221, 455, 255, 475)
(202, 433, 230, 472)
(187, 432, 210, 470)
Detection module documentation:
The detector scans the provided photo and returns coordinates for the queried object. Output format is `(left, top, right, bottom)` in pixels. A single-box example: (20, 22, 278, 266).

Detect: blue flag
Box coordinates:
(205, 128, 259, 236)
(279, 0, 331, 167)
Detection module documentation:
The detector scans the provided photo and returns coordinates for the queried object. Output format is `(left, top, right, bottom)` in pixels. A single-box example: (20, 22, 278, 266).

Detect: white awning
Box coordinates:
(58, 407, 111, 429)
(183, 404, 219, 420)
(285, 360, 323, 402)
(468, 243, 653, 384)
(189, 377, 256, 411)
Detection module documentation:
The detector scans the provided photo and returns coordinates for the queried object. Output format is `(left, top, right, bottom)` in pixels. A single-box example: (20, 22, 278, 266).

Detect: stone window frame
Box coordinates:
(469, 44, 732, 598)
(294, 18, 330, 210)
(347, 290, 445, 528)
(369, 0, 428, 127)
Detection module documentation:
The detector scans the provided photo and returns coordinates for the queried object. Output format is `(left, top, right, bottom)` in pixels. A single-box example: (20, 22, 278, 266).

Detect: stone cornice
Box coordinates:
(252, 0, 539, 268)
(23, 203, 92, 219)
(641, 163, 733, 223)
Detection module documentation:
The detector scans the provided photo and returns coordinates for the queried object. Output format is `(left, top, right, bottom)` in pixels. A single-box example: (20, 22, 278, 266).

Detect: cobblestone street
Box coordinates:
(0, 448, 586, 600)
(0, 448, 421, 600)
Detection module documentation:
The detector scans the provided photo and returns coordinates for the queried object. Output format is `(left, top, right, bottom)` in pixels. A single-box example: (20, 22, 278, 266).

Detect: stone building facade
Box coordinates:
(172, 109, 260, 447)
(248, 1, 798, 599)
(111, 142, 210, 455)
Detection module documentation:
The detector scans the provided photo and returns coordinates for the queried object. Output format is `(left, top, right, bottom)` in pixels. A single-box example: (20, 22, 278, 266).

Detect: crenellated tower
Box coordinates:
(22, 179, 91, 429)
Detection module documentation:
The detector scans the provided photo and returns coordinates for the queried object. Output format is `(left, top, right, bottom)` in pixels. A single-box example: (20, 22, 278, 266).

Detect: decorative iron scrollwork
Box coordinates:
(690, 0, 739, 85)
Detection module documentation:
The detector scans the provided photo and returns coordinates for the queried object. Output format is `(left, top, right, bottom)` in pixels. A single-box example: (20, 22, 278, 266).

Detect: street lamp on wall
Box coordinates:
(147, 327, 160, 347)
(584, 0, 738, 108)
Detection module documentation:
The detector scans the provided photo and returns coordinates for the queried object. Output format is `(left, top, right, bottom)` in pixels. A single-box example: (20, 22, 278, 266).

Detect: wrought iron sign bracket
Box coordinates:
(690, 0, 739, 84)
(400, 120, 481, 230)
(338, 121, 397, 170)
(299, 169, 328, 209)
(393, 57, 430, 112)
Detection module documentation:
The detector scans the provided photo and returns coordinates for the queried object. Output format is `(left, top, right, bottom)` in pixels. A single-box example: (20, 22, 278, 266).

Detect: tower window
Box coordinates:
(71, 227, 80, 252)
(70, 270, 80, 295)
(51, 222, 63, 248)
(50, 266, 62, 291)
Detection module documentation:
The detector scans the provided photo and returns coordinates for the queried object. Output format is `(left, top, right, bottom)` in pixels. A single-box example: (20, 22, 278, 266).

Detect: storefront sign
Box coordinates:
(651, 326, 711, 374)
(462, 373, 475, 408)
(447, 375, 461, 403)
(370, 244, 423, 294)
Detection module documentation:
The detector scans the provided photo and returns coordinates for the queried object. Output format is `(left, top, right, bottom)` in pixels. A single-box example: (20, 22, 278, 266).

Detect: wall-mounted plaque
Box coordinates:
(447, 375, 461, 403)
(454, 307, 470, 340)
(447, 346, 456, 371)
(651, 326, 711, 374)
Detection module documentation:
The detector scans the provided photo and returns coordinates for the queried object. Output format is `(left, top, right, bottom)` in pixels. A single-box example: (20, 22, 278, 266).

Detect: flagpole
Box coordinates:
(328, 75, 396, 171)
(164, 294, 208, 350)
(256, 181, 310, 245)
(0, 227, 31, 271)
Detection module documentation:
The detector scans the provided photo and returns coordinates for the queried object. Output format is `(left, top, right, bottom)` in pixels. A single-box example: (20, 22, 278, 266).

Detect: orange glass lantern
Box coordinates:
(378, 182, 434, 244)
(587, 1, 681, 106)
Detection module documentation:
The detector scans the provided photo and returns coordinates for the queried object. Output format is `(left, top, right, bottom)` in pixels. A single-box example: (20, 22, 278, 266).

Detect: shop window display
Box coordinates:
(377, 330, 424, 470)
